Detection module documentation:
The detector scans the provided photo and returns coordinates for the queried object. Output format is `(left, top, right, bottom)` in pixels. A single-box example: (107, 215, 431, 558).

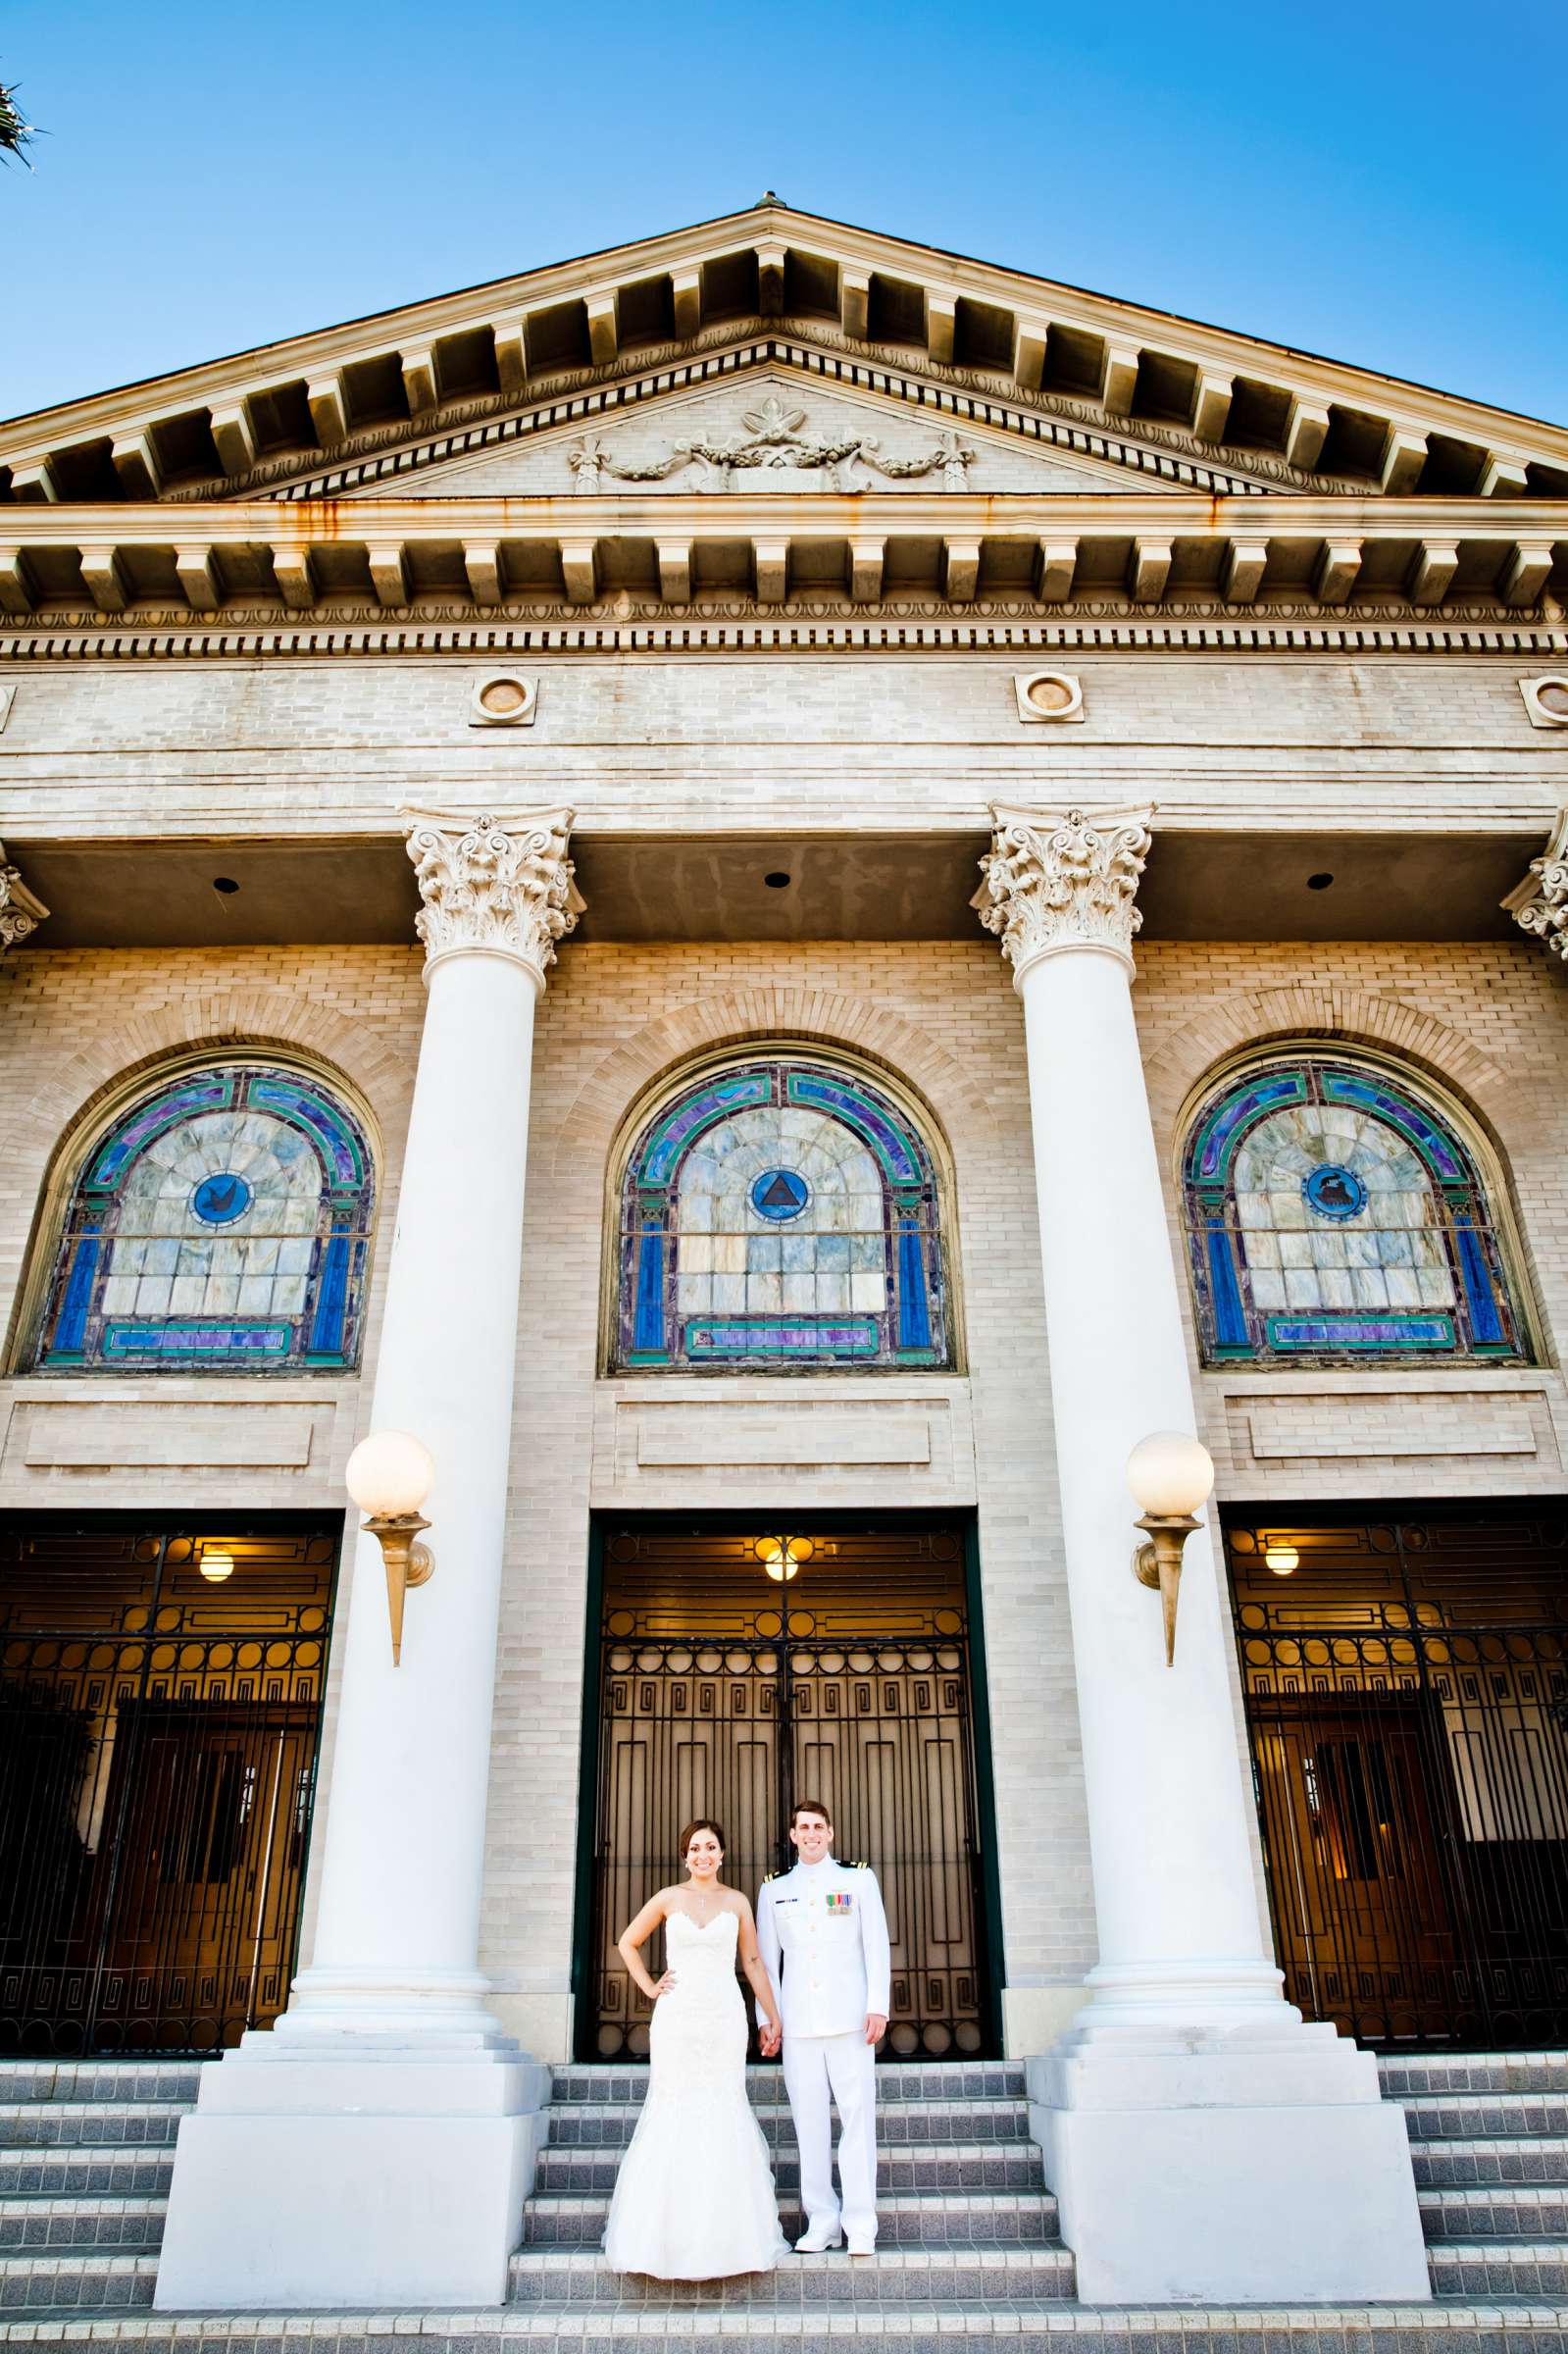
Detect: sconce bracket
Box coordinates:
(1132, 1511, 1200, 1667)
(364, 1510, 434, 1665)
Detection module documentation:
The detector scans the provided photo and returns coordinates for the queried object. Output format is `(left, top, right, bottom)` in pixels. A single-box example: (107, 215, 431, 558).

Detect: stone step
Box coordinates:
(1382, 2054, 1568, 2097)
(1422, 2185, 1568, 2239)
(548, 2059, 1025, 2105)
(0, 2064, 201, 2106)
(0, 2146, 174, 2200)
(0, 2102, 184, 2149)
(532, 2135, 1043, 2193)
(521, 2184, 1058, 2247)
(506, 2241, 1077, 2306)
(0, 2195, 166, 2252)
(1399, 2091, 1568, 2140)
(0, 2308, 1564, 2351)
(1412, 2135, 1568, 2188)
(0, 2248, 159, 2308)
(543, 2094, 1029, 2149)
(1428, 2241, 1568, 2295)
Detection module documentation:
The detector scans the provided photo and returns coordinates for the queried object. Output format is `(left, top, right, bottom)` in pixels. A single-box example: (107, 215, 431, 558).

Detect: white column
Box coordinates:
(156, 807, 582, 2313)
(976, 804, 1429, 2305)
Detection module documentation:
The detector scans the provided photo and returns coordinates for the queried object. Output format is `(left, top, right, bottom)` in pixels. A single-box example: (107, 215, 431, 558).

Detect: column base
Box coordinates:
(155, 2037, 552, 2311)
(1029, 2010, 1430, 2305)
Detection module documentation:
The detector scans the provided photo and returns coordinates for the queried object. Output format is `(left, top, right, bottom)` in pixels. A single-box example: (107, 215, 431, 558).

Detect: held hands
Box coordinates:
(759, 2021, 783, 2058)
(865, 2012, 887, 2046)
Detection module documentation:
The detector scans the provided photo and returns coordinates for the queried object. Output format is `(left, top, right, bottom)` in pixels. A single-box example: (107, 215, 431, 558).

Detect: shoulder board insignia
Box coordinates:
(762, 1870, 780, 1883)
(849, 1860, 868, 1869)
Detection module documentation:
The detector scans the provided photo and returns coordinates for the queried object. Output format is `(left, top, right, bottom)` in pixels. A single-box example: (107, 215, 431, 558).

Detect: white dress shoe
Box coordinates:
(794, 2226, 843, 2252)
(847, 2236, 876, 2257)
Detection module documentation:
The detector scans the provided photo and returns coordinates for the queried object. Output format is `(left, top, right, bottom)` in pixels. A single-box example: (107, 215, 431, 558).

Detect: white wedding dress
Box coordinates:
(602, 1908, 789, 2278)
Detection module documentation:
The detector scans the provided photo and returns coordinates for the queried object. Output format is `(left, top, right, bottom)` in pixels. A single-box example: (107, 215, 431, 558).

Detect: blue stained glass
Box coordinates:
(1204, 1225, 1249, 1349)
(86, 1076, 232, 1186)
(1183, 1054, 1524, 1369)
(191, 1172, 254, 1226)
(308, 1232, 349, 1356)
(33, 1062, 376, 1374)
(54, 1227, 102, 1354)
(618, 1056, 948, 1371)
(751, 1169, 810, 1222)
(1454, 1220, 1507, 1345)
(896, 1219, 932, 1350)
(632, 1228, 667, 1353)
(1303, 1164, 1367, 1221)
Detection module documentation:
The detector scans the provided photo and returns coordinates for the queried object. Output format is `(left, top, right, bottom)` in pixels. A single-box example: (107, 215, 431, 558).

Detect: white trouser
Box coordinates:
(783, 2029, 879, 2244)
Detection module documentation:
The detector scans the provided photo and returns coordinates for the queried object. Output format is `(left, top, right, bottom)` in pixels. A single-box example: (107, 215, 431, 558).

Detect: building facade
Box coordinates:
(1, 200, 1566, 2308)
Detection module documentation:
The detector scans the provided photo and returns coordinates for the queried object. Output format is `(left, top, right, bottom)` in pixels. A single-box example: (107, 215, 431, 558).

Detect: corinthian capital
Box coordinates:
(401, 805, 584, 984)
(973, 803, 1154, 982)
(0, 842, 49, 952)
(1502, 808, 1568, 963)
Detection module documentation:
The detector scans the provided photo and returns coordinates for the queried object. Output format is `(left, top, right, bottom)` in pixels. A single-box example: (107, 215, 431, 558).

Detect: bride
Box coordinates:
(603, 1817, 789, 2278)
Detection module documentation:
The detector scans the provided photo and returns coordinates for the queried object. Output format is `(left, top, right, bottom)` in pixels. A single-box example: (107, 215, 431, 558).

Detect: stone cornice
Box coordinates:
(0, 491, 1561, 625)
(3, 204, 1565, 515)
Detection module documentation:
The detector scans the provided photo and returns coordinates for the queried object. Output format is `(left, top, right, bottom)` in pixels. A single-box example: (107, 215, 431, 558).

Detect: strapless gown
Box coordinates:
(602, 1908, 788, 2278)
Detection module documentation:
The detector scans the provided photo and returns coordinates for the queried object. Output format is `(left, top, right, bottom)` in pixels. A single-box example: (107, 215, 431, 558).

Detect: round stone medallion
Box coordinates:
(1302, 1163, 1367, 1221)
(750, 1167, 810, 1222)
(190, 1172, 254, 1226)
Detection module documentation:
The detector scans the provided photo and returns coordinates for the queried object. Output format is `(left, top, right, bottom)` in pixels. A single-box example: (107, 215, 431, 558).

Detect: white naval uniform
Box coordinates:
(756, 1855, 891, 2247)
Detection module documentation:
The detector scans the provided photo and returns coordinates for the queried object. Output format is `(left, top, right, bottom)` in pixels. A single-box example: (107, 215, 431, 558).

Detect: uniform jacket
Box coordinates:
(756, 1854, 891, 2039)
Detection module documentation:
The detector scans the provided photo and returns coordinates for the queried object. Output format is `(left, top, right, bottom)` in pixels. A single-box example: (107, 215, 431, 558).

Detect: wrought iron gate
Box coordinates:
(582, 1522, 993, 2061)
(1228, 1508, 1568, 2048)
(0, 1519, 337, 2056)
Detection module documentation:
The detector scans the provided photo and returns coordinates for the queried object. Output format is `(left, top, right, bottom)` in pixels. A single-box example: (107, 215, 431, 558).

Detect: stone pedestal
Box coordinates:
(156, 809, 582, 2312)
(976, 804, 1430, 2304)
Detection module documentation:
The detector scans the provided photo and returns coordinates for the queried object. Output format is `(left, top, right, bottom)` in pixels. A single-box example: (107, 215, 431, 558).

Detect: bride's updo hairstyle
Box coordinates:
(679, 1817, 726, 1868)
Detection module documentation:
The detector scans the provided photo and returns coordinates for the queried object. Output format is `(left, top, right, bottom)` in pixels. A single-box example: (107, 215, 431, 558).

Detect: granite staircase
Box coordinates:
(0, 2049, 1565, 2347)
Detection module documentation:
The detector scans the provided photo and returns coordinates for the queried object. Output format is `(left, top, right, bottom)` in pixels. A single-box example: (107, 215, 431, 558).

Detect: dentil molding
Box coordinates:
(974, 802, 1154, 980)
(402, 805, 584, 983)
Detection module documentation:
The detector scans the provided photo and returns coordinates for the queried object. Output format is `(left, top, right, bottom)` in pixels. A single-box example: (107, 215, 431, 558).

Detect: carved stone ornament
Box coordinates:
(401, 805, 584, 983)
(1501, 807, 1568, 962)
(0, 841, 49, 952)
(973, 802, 1155, 981)
(568, 393, 974, 494)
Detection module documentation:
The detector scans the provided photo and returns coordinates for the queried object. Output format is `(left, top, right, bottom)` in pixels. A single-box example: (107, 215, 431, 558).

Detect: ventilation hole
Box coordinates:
(212, 877, 240, 895)
(1306, 872, 1334, 891)
(764, 871, 791, 889)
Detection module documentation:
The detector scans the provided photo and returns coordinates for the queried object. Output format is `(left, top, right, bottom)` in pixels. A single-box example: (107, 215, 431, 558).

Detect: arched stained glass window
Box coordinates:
(1182, 1054, 1527, 1366)
(614, 1057, 952, 1371)
(29, 1063, 376, 1372)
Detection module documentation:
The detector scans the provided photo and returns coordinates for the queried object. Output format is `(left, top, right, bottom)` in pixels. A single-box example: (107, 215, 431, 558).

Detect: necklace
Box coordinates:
(683, 1880, 724, 1921)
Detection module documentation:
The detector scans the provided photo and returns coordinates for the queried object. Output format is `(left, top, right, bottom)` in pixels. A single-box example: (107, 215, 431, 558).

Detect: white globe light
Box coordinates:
(1125, 1429, 1215, 1519)
(345, 1429, 434, 1518)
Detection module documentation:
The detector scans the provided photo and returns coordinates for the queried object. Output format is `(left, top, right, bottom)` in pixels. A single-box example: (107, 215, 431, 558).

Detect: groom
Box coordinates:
(756, 1798, 890, 2257)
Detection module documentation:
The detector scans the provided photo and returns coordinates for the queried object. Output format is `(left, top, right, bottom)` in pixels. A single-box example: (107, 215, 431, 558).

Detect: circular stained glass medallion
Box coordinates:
(190, 1172, 254, 1226)
(1302, 1163, 1367, 1222)
(750, 1167, 810, 1222)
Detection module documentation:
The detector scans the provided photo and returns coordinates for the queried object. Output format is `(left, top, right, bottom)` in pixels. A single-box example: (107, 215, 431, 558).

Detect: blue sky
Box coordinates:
(3, 0, 1565, 428)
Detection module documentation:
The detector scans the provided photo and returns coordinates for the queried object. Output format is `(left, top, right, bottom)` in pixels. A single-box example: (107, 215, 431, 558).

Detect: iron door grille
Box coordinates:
(0, 1520, 337, 2056)
(1227, 1509, 1568, 2049)
(583, 1523, 991, 2062)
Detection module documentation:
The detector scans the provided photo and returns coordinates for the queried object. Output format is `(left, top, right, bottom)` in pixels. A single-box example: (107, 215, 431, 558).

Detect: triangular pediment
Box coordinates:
(345, 365, 1161, 499)
(1, 201, 1564, 508)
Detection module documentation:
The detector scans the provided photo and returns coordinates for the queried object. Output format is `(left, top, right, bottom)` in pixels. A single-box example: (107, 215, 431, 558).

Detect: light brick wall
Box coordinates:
(2, 922, 1566, 2056)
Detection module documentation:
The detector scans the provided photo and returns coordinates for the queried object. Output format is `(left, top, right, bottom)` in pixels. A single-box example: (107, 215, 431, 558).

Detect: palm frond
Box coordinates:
(0, 75, 35, 167)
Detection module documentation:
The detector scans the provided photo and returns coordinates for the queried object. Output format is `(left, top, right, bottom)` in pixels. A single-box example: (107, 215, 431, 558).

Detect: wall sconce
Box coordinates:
(754, 1533, 814, 1584)
(1264, 1543, 1300, 1576)
(1126, 1430, 1216, 1665)
(200, 1546, 235, 1584)
(345, 1430, 436, 1665)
